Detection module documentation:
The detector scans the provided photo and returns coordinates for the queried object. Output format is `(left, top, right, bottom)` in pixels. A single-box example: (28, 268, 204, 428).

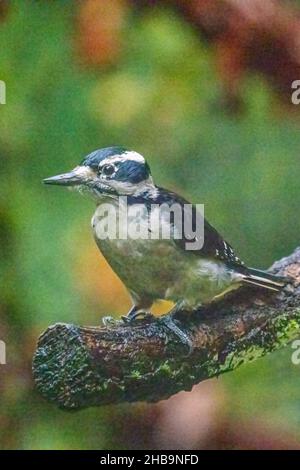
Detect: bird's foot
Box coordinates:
(121, 310, 154, 324)
(102, 308, 155, 327)
(102, 316, 122, 327)
(160, 314, 194, 356)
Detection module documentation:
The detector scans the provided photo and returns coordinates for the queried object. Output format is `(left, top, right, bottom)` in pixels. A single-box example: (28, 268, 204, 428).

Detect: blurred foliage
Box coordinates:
(1, 0, 300, 449)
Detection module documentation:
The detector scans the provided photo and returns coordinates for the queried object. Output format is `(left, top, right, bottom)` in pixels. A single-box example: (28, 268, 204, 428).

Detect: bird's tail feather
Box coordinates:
(241, 267, 285, 292)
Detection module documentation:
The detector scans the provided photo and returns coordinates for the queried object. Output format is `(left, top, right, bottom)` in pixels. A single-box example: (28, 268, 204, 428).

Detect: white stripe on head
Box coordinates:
(99, 151, 145, 167)
(123, 151, 145, 163)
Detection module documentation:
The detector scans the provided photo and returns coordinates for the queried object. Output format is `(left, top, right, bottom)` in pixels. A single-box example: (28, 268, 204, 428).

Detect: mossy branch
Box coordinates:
(33, 248, 300, 410)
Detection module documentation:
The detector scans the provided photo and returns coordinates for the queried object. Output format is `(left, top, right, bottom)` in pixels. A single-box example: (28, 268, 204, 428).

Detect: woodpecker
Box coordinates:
(44, 147, 284, 350)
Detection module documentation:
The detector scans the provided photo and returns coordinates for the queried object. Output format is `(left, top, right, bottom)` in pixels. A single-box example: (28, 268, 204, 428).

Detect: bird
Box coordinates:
(44, 146, 284, 350)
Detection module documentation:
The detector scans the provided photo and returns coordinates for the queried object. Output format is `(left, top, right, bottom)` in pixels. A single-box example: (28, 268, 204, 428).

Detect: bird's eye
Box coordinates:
(101, 164, 115, 177)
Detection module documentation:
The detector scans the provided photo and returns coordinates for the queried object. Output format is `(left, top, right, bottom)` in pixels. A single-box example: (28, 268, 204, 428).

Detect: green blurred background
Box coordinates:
(1, 0, 300, 449)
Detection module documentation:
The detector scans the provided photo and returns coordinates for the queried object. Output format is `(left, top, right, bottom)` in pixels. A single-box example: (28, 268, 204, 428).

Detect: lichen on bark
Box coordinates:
(33, 248, 300, 409)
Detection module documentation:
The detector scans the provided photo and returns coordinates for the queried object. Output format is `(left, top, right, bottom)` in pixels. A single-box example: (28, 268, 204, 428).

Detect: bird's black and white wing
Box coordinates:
(156, 188, 284, 291)
(154, 188, 243, 265)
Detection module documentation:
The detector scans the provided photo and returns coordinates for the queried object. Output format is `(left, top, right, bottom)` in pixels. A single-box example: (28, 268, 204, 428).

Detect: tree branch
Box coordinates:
(33, 248, 300, 409)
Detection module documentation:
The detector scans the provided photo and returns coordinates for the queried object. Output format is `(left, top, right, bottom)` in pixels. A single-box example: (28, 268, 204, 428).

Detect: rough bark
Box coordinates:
(33, 248, 300, 410)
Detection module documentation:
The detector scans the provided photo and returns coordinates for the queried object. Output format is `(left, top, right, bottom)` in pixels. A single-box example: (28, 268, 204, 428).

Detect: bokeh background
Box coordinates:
(1, 0, 300, 450)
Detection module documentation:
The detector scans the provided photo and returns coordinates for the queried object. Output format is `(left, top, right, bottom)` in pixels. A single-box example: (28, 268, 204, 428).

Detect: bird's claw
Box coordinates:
(102, 316, 122, 327)
(102, 312, 154, 327)
(121, 311, 154, 323)
(161, 314, 194, 356)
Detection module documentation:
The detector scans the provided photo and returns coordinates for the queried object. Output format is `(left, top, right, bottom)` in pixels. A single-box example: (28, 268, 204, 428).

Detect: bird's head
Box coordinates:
(43, 147, 155, 199)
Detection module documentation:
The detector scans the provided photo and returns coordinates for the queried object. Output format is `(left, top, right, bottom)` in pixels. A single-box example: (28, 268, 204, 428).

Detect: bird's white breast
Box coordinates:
(91, 199, 241, 306)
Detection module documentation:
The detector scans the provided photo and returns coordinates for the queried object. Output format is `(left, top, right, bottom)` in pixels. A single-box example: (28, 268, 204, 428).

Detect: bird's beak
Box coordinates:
(43, 167, 88, 187)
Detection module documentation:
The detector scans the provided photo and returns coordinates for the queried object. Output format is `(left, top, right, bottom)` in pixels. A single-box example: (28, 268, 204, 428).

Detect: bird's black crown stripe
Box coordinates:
(81, 146, 128, 169)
